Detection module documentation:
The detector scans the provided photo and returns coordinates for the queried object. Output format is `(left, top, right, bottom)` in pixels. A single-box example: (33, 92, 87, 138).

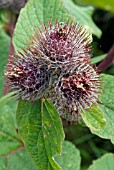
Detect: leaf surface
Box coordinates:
(0, 102, 21, 156)
(91, 54, 106, 65)
(55, 141, 81, 170)
(88, 153, 114, 170)
(91, 74, 114, 144)
(0, 158, 7, 170)
(16, 99, 64, 170)
(0, 28, 10, 97)
(63, 0, 101, 37)
(0, 149, 37, 170)
(81, 103, 106, 131)
(75, 0, 114, 13)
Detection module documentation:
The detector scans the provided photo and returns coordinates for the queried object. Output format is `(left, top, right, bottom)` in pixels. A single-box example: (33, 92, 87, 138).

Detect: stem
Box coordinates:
(98, 45, 114, 73)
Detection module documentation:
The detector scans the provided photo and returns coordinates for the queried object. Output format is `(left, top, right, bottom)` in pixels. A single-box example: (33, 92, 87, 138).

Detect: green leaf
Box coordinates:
(0, 28, 10, 97)
(0, 103, 21, 156)
(0, 158, 7, 170)
(55, 141, 81, 170)
(91, 54, 106, 65)
(91, 74, 114, 144)
(63, 0, 102, 38)
(74, 0, 114, 13)
(0, 9, 9, 27)
(16, 99, 65, 170)
(13, 0, 72, 51)
(8, 149, 38, 170)
(0, 92, 16, 108)
(81, 103, 106, 131)
(0, 149, 38, 170)
(88, 153, 114, 170)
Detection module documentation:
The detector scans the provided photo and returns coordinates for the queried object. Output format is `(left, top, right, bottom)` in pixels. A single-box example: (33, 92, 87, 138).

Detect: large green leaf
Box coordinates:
(74, 0, 114, 13)
(55, 141, 81, 170)
(91, 74, 114, 144)
(0, 142, 80, 170)
(0, 158, 6, 170)
(13, 0, 72, 51)
(8, 149, 38, 170)
(16, 99, 65, 170)
(63, 0, 101, 38)
(0, 28, 10, 97)
(81, 103, 106, 131)
(0, 149, 37, 170)
(0, 82, 17, 159)
(0, 102, 21, 156)
(88, 153, 114, 170)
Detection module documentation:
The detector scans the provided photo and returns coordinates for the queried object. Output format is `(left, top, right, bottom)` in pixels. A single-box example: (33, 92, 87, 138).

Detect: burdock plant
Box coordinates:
(3, 0, 107, 169)
(5, 22, 100, 121)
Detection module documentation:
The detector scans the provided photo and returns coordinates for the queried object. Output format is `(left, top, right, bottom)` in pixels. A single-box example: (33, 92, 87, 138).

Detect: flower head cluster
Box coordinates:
(5, 21, 100, 121)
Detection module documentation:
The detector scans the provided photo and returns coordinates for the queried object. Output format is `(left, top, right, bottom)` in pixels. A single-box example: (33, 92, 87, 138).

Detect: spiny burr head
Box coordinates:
(49, 63, 100, 121)
(29, 21, 92, 67)
(5, 54, 51, 100)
